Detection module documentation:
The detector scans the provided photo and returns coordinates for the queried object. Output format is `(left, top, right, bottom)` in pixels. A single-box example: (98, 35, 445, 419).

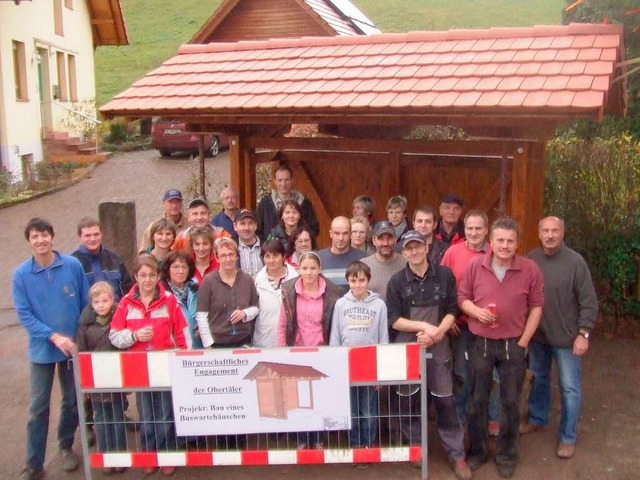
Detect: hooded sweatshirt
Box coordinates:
(329, 290, 389, 347)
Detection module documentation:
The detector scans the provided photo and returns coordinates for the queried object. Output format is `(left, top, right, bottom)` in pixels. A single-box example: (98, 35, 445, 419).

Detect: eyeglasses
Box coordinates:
(170, 264, 189, 271)
(137, 273, 158, 280)
(218, 253, 236, 260)
(295, 238, 311, 244)
(351, 231, 366, 236)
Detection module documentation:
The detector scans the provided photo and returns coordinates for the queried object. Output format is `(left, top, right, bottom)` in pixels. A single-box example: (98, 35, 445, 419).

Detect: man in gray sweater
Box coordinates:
(522, 216, 598, 460)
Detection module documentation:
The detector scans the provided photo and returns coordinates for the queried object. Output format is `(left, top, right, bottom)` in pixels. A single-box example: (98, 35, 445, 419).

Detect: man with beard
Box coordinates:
(361, 220, 407, 302)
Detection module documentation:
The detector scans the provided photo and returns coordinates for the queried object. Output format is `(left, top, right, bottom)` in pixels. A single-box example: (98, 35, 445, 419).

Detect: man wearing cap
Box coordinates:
(435, 195, 466, 247)
(172, 198, 231, 252)
(316, 216, 366, 294)
(361, 220, 407, 302)
(386, 230, 471, 480)
(138, 189, 188, 252)
(234, 209, 263, 278)
(521, 216, 598, 460)
(257, 164, 320, 242)
(413, 205, 448, 265)
(458, 217, 543, 478)
(211, 186, 240, 240)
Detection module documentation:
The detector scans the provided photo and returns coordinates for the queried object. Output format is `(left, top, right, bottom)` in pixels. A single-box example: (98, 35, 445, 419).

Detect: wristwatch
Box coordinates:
(578, 331, 590, 339)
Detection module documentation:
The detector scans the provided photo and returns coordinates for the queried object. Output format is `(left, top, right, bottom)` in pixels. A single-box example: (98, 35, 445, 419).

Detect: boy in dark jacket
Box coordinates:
(77, 282, 127, 476)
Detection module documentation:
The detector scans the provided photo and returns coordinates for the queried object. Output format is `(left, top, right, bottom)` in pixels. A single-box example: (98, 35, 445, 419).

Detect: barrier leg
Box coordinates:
(420, 348, 428, 480)
(73, 357, 93, 480)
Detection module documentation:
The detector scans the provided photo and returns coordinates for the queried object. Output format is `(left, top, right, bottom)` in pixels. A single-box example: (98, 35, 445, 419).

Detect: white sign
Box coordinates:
(169, 348, 351, 436)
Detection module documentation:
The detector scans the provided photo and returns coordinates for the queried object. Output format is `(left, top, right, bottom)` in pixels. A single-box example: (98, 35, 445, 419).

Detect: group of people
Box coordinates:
(13, 163, 598, 480)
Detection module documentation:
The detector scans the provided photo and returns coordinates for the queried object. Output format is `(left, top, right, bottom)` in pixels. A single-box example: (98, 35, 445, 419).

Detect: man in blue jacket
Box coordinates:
(13, 218, 89, 480)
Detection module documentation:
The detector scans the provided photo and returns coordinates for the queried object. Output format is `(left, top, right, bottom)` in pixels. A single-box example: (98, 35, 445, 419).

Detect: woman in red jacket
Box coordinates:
(110, 253, 190, 476)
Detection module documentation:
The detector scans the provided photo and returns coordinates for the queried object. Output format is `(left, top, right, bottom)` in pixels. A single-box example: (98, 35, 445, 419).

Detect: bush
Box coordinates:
(0, 166, 11, 193)
(545, 133, 640, 327)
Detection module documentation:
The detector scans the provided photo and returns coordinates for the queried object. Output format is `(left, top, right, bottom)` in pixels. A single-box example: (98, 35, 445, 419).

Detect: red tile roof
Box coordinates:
(100, 24, 626, 122)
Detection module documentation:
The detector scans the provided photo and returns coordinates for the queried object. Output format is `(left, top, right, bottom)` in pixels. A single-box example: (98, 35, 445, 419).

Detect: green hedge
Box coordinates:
(545, 133, 640, 323)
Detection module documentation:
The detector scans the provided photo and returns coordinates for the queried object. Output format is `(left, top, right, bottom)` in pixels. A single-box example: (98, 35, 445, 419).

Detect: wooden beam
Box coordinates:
(522, 142, 546, 253)
(243, 147, 257, 210)
(228, 136, 245, 203)
(255, 150, 279, 164)
(245, 136, 519, 157)
(295, 162, 332, 248)
(510, 144, 530, 253)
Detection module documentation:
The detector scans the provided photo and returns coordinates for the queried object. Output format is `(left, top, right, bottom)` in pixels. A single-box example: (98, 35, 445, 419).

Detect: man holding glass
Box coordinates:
(457, 218, 543, 479)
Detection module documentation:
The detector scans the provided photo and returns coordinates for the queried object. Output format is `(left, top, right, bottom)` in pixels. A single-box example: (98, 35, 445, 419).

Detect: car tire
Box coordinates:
(159, 149, 172, 157)
(208, 137, 220, 157)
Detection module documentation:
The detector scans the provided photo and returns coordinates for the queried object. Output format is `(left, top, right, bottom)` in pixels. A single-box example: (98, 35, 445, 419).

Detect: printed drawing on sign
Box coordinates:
(243, 362, 328, 420)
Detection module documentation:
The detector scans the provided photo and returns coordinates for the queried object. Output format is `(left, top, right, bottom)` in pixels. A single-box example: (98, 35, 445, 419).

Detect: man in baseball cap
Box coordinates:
(436, 194, 466, 246)
(361, 221, 407, 302)
(386, 229, 471, 480)
(139, 189, 187, 252)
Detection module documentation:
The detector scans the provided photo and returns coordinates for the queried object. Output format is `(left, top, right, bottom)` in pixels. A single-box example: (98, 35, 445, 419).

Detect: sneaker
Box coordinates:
(297, 443, 307, 450)
(20, 467, 44, 480)
(160, 466, 176, 476)
(497, 463, 515, 478)
(557, 442, 575, 459)
(488, 421, 499, 437)
(60, 448, 79, 472)
(519, 422, 544, 435)
(453, 459, 473, 480)
(466, 455, 487, 471)
(313, 442, 324, 449)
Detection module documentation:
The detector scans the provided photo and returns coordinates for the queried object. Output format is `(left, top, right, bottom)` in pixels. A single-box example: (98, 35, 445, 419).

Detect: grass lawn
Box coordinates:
(95, 0, 564, 107)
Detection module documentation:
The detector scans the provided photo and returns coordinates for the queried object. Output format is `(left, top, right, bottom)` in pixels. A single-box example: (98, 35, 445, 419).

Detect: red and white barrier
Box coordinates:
(76, 344, 424, 472)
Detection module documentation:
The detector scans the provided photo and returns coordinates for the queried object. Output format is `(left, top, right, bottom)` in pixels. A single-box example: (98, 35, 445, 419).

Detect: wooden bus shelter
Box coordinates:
(244, 362, 328, 419)
(100, 23, 627, 252)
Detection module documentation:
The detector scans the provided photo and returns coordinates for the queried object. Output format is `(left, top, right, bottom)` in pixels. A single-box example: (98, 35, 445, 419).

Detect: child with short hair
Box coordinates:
(330, 261, 388, 450)
(386, 195, 410, 238)
(76, 282, 127, 476)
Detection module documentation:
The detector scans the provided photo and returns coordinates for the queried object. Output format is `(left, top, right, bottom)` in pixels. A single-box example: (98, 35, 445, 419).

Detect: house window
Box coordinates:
(54, 0, 64, 36)
(65, 0, 73, 9)
(12, 41, 28, 101)
(67, 54, 77, 101)
(56, 51, 68, 101)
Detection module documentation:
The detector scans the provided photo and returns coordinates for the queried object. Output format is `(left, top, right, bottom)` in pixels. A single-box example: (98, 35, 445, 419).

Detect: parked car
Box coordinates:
(151, 118, 229, 157)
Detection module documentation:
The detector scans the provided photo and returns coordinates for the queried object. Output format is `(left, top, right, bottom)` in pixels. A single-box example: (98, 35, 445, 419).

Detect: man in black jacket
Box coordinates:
(256, 164, 319, 242)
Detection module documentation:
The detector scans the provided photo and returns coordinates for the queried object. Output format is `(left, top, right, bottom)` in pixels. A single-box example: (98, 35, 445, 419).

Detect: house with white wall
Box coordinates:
(0, 0, 127, 183)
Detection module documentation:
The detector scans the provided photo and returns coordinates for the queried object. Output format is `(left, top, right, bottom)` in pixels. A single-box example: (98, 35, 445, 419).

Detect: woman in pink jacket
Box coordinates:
(110, 253, 190, 476)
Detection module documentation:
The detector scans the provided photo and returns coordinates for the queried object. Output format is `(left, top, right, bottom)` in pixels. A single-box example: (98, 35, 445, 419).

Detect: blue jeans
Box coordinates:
(136, 391, 176, 451)
(93, 394, 127, 452)
(527, 341, 582, 444)
(27, 361, 78, 470)
(350, 386, 378, 447)
(467, 334, 526, 467)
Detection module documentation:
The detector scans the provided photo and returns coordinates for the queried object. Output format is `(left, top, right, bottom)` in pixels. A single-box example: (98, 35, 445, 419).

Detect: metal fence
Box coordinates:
(74, 345, 429, 479)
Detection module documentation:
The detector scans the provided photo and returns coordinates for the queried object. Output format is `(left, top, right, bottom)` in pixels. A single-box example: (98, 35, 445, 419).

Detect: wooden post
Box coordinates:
(510, 144, 529, 252)
(243, 147, 257, 209)
(524, 141, 546, 252)
(229, 135, 246, 203)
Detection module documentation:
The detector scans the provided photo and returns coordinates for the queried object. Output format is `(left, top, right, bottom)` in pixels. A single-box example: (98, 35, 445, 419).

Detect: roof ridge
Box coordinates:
(179, 23, 623, 55)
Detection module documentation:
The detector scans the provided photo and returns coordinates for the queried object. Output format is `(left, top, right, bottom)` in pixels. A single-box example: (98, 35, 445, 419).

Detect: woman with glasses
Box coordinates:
(196, 238, 258, 348)
(109, 253, 190, 476)
(253, 240, 299, 348)
(161, 250, 201, 349)
(285, 226, 314, 269)
(350, 215, 374, 255)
